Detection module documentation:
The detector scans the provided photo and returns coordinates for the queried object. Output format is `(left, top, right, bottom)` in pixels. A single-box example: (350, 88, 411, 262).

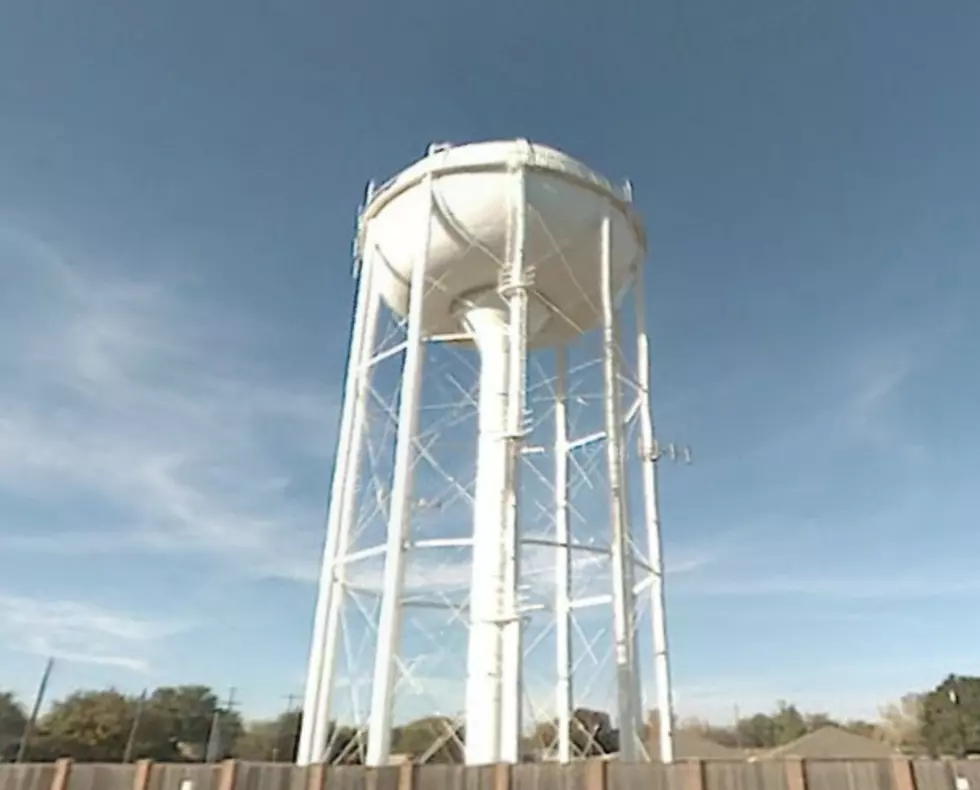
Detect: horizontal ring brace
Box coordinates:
(568, 430, 605, 451)
(569, 577, 658, 611)
(425, 332, 472, 344)
(521, 537, 610, 556)
(412, 537, 472, 549)
(401, 598, 468, 611)
(570, 594, 610, 610)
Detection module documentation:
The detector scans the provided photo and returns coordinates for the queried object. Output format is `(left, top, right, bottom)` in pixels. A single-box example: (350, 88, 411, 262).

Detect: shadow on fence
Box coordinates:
(0, 757, 971, 790)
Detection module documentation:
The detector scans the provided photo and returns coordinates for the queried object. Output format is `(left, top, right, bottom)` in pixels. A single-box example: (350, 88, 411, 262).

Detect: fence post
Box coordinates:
(307, 762, 326, 790)
(218, 759, 238, 790)
(785, 758, 807, 790)
(891, 757, 917, 790)
(584, 759, 606, 790)
(132, 759, 153, 790)
(50, 758, 72, 790)
(679, 759, 704, 790)
(493, 763, 510, 790)
(398, 762, 415, 790)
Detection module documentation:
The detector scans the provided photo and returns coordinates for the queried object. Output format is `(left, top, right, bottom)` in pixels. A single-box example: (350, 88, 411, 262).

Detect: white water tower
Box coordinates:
(297, 140, 676, 767)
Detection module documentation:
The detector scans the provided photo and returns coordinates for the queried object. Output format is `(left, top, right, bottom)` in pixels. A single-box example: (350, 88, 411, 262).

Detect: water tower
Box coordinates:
(297, 140, 676, 767)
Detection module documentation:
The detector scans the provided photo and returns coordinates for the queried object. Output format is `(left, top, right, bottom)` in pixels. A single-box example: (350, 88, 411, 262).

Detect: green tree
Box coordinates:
(147, 686, 243, 761)
(803, 712, 838, 732)
(736, 713, 777, 748)
(771, 701, 807, 745)
(0, 692, 27, 761)
(922, 675, 980, 757)
(325, 724, 363, 764)
(234, 711, 302, 762)
(34, 690, 140, 761)
(391, 716, 463, 763)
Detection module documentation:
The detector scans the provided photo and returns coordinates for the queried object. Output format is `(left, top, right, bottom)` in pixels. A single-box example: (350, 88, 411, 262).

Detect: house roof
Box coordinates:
(648, 731, 745, 761)
(764, 726, 897, 759)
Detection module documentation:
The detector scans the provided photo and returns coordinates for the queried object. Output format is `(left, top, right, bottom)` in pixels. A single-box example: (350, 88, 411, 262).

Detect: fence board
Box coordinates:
(912, 760, 951, 790)
(952, 761, 980, 786)
(607, 762, 667, 790)
(67, 763, 136, 790)
(326, 766, 402, 790)
(704, 761, 789, 790)
(5, 758, 980, 790)
(805, 760, 893, 790)
(234, 763, 309, 790)
(415, 765, 495, 790)
(667, 762, 701, 790)
(0, 765, 56, 790)
(514, 762, 595, 790)
(149, 764, 224, 790)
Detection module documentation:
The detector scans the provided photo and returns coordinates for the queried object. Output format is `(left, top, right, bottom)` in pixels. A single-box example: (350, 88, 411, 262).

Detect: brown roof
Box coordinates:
(648, 731, 745, 761)
(764, 726, 896, 759)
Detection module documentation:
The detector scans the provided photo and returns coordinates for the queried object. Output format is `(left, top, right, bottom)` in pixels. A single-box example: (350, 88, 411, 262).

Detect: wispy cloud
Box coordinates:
(0, 222, 338, 580)
(0, 592, 186, 672)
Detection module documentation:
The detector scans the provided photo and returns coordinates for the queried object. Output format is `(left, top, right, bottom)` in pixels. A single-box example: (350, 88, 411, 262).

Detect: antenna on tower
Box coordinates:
(653, 439, 693, 464)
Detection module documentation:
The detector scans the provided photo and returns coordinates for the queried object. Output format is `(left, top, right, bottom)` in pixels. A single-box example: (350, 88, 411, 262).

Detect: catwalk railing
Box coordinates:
(0, 757, 972, 790)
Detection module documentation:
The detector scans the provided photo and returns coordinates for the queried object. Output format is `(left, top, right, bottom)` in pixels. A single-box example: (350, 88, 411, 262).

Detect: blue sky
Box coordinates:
(1, 0, 979, 725)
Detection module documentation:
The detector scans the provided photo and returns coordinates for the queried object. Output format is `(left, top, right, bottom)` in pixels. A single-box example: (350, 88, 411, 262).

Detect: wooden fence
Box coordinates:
(0, 757, 974, 790)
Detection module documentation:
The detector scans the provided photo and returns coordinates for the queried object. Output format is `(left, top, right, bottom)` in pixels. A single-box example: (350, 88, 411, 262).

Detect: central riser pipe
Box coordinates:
(462, 306, 511, 766)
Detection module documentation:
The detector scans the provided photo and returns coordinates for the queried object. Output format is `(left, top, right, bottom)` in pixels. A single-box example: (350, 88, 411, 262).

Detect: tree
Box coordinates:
(529, 720, 558, 756)
(736, 713, 777, 748)
(803, 712, 838, 732)
(147, 686, 243, 761)
(322, 723, 362, 764)
(879, 694, 924, 752)
(391, 716, 463, 763)
(922, 675, 980, 757)
(234, 711, 301, 762)
(0, 692, 27, 761)
(527, 709, 617, 760)
(34, 690, 139, 762)
(676, 716, 739, 748)
(846, 720, 883, 740)
(771, 701, 807, 745)
(570, 708, 618, 755)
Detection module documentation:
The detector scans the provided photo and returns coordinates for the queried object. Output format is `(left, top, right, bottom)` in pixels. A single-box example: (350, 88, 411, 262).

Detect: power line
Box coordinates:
(273, 693, 302, 762)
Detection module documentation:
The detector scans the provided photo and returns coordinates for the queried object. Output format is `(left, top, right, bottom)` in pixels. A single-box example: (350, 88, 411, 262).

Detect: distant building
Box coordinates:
(649, 732, 745, 762)
(592, 732, 745, 763)
(761, 726, 897, 760)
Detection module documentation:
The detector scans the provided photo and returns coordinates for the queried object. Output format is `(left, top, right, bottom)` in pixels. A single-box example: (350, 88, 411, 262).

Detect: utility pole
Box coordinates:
(273, 693, 301, 762)
(16, 658, 54, 763)
(123, 689, 148, 763)
(205, 688, 237, 763)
